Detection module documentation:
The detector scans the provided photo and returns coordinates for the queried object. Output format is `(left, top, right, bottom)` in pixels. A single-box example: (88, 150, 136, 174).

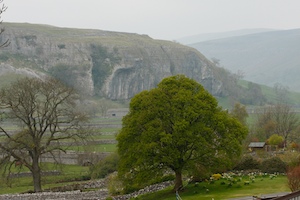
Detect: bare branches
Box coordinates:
(0, 77, 90, 192)
(0, 0, 9, 48)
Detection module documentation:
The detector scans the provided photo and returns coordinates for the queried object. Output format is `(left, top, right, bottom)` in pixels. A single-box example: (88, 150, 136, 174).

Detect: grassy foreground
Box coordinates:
(134, 174, 289, 200)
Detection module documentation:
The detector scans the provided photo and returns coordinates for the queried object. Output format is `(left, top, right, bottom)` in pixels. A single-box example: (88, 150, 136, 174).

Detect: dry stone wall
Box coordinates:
(0, 180, 174, 200)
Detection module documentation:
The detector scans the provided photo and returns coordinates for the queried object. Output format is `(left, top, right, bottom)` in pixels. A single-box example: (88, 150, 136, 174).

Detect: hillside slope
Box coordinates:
(0, 23, 224, 100)
(189, 29, 300, 92)
(177, 28, 275, 44)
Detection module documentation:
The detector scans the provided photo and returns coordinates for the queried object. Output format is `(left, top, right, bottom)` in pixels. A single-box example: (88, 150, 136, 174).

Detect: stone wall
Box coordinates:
(40, 151, 110, 165)
(0, 180, 174, 200)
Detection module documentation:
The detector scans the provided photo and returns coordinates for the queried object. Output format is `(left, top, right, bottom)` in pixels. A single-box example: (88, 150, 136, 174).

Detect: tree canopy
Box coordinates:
(0, 77, 90, 192)
(117, 75, 248, 192)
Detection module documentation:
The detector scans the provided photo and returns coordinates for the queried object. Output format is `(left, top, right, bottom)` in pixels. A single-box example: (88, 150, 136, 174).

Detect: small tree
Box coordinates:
(287, 166, 300, 192)
(268, 134, 284, 147)
(230, 103, 248, 126)
(90, 153, 119, 179)
(117, 75, 248, 192)
(0, 77, 90, 192)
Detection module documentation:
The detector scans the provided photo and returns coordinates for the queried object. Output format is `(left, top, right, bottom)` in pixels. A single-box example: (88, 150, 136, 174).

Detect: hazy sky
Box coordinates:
(3, 0, 300, 40)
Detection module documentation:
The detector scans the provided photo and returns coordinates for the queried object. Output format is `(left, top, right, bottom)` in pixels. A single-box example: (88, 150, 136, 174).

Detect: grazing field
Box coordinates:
(0, 163, 91, 194)
(135, 174, 289, 200)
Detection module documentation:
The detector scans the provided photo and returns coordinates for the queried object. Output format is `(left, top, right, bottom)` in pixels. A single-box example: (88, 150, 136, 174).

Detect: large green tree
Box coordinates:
(0, 77, 89, 192)
(117, 75, 248, 192)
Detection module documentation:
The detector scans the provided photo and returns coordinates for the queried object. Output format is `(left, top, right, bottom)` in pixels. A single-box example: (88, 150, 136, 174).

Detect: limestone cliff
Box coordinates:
(0, 23, 222, 100)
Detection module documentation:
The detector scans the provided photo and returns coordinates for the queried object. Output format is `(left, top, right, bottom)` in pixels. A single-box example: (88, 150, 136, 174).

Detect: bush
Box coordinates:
(107, 172, 123, 195)
(234, 155, 260, 170)
(287, 166, 300, 192)
(212, 173, 222, 180)
(277, 151, 300, 167)
(260, 157, 287, 174)
(90, 153, 119, 179)
(189, 164, 211, 182)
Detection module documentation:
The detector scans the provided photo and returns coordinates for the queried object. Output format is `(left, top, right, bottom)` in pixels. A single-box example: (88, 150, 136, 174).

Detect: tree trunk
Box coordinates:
(32, 154, 42, 192)
(173, 169, 183, 192)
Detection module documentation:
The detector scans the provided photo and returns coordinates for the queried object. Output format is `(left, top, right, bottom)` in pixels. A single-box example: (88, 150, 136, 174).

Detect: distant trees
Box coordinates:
(117, 75, 248, 192)
(90, 45, 120, 96)
(241, 82, 266, 105)
(0, 77, 90, 192)
(230, 103, 248, 126)
(49, 64, 78, 88)
(254, 104, 299, 145)
(212, 66, 266, 106)
(274, 83, 289, 103)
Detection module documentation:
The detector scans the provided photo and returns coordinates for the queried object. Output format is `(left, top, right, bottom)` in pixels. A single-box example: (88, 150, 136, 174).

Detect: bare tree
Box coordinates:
(271, 104, 299, 147)
(0, 77, 90, 192)
(255, 104, 299, 146)
(274, 83, 289, 104)
(0, 0, 9, 48)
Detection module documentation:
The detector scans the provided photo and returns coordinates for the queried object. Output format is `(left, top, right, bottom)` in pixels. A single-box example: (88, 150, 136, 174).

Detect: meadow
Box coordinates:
(135, 173, 289, 200)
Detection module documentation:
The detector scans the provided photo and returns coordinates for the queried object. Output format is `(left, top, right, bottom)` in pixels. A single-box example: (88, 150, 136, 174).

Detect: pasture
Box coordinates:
(135, 173, 289, 200)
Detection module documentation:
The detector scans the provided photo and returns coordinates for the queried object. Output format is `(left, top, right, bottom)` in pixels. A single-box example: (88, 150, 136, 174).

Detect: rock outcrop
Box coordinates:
(0, 23, 223, 99)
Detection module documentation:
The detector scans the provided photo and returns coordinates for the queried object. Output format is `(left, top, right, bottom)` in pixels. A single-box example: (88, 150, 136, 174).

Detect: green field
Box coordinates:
(67, 143, 117, 152)
(134, 174, 289, 200)
(0, 163, 90, 194)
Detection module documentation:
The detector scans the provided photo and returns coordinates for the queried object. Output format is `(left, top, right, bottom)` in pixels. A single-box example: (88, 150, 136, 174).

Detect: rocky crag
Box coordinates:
(0, 23, 223, 100)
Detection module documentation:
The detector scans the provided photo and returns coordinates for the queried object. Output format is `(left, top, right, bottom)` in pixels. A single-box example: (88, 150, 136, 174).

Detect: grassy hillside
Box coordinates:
(189, 29, 300, 92)
(177, 28, 275, 44)
(217, 79, 300, 110)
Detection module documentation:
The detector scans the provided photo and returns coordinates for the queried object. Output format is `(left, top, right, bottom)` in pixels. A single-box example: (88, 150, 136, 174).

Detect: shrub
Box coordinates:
(90, 153, 119, 179)
(107, 172, 123, 195)
(58, 44, 66, 49)
(267, 134, 284, 146)
(260, 157, 287, 174)
(287, 166, 300, 192)
(277, 151, 300, 167)
(189, 164, 211, 182)
(290, 142, 299, 151)
(234, 155, 260, 170)
(212, 173, 222, 180)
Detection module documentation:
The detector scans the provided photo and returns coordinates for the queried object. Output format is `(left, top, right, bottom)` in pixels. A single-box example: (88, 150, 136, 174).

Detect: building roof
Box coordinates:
(248, 142, 266, 148)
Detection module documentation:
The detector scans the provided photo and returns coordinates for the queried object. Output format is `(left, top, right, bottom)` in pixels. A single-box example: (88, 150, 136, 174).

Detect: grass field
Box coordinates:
(0, 163, 90, 194)
(67, 143, 117, 152)
(135, 174, 289, 200)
